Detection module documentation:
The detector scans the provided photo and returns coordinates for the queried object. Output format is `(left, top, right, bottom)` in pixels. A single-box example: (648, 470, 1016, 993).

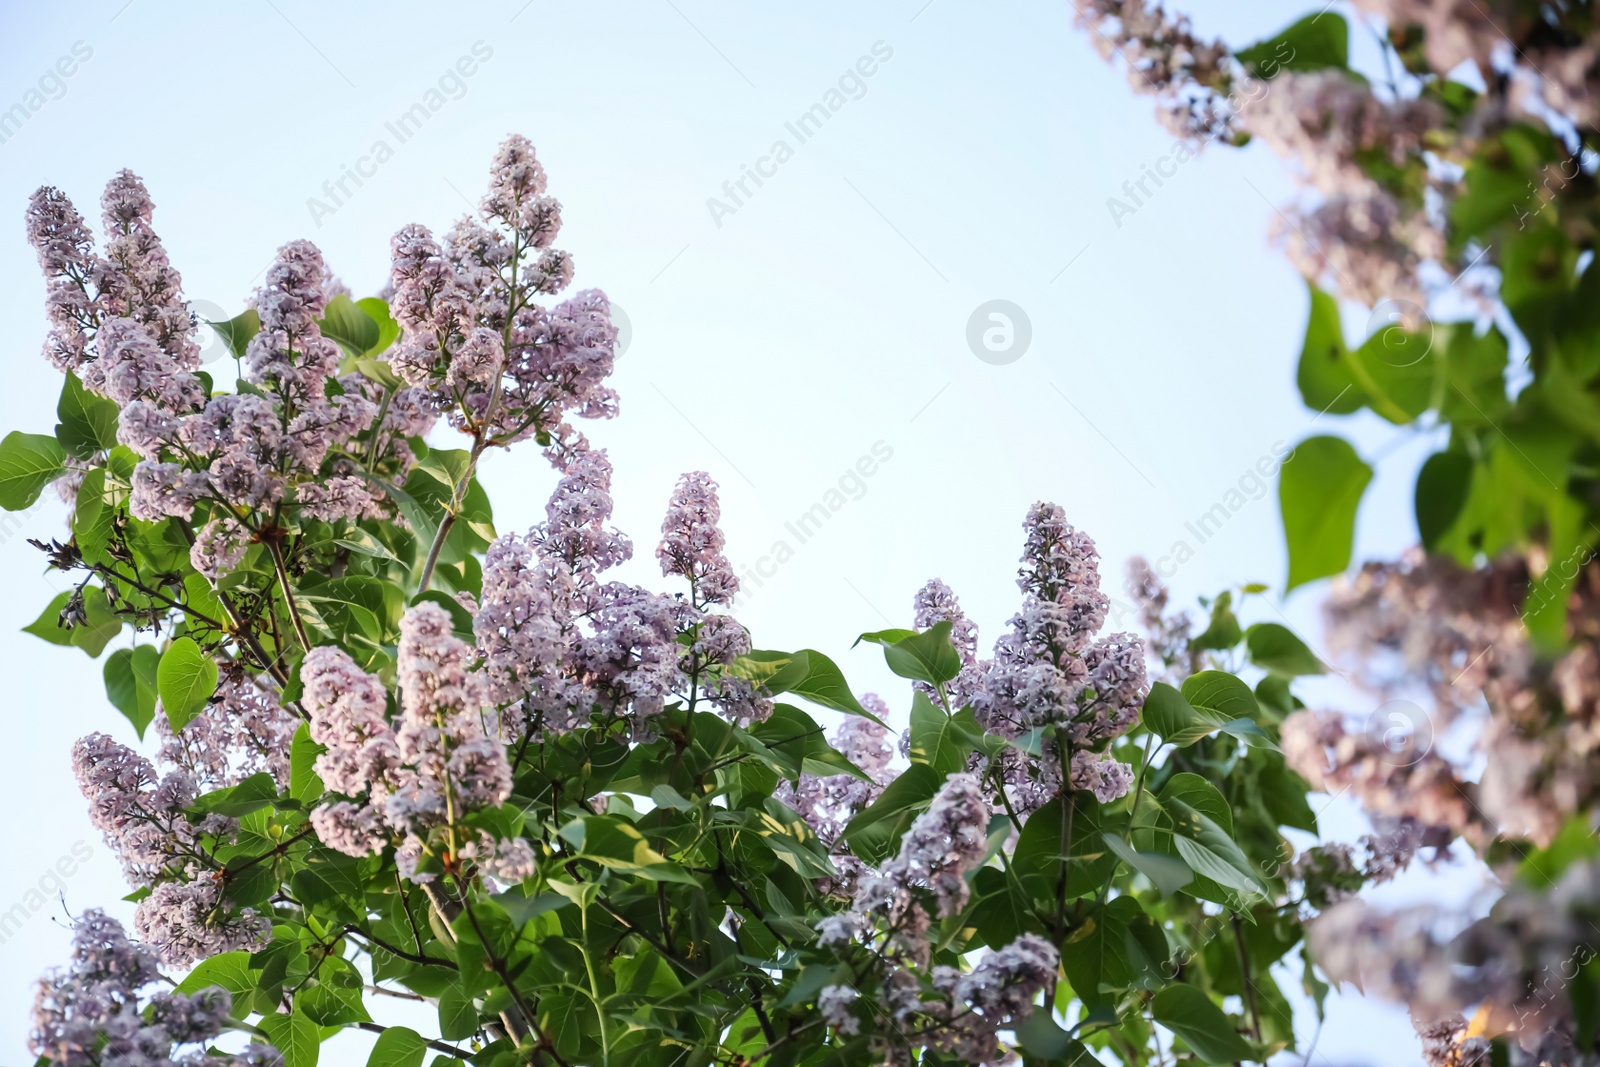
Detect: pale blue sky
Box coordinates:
(0, 2, 1468, 1061)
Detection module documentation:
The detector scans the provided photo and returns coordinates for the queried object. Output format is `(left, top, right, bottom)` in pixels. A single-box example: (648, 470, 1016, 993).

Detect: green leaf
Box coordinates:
(861, 622, 962, 686)
(907, 691, 981, 774)
(1015, 1011, 1091, 1062)
(365, 1025, 427, 1067)
(727, 649, 812, 696)
(1180, 671, 1258, 723)
(73, 469, 115, 565)
(842, 763, 942, 865)
(1293, 285, 1362, 415)
(103, 646, 160, 739)
(1279, 435, 1371, 590)
(174, 950, 257, 997)
(335, 527, 400, 563)
(318, 294, 381, 357)
(205, 307, 261, 362)
(193, 772, 278, 818)
(1141, 682, 1228, 748)
(557, 815, 699, 884)
(257, 1009, 321, 1067)
(1236, 13, 1348, 78)
(1103, 832, 1193, 896)
(785, 648, 884, 725)
(438, 984, 478, 1040)
(1061, 896, 1169, 1008)
(289, 722, 325, 804)
(1158, 775, 1269, 904)
(1244, 623, 1323, 677)
(1415, 450, 1474, 552)
(55, 373, 119, 459)
(1152, 984, 1259, 1064)
(24, 587, 121, 657)
(0, 431, 67, 510)
(357, 297, 402, 356)
(157, 636, 218, 731)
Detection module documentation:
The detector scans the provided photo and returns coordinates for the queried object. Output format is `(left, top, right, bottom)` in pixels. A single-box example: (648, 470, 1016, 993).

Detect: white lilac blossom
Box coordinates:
(30, 910, 280, 1067)
(817, 984, 860, 1036)
(971, 504, 1145, 807)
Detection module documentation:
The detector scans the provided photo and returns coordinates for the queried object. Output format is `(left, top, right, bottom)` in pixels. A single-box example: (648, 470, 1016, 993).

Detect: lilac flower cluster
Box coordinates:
(386, 134, 617, 450)
(304, 604, 534, 884)
(1124, 556, 1202, 683)
(72, 733, 218, 885)
(1281, 708, 1479, 842)
(1239, 70, 1449, 308)
(24, 171, 202, 394)
(1071, 0, 1238, 142)
(657, 471, 739, 607)
(947, 503, 1147, 809)
(475, 464, 767, 738)
(818, 772, 993, 964)
(71, 733, 270, 966)
(815, 774, 1057, 1063)
(911, 579, 985, 708)
(117, 239, 401, 578)
(157, 675, 297, 790)
(31, 910, 280, 1067)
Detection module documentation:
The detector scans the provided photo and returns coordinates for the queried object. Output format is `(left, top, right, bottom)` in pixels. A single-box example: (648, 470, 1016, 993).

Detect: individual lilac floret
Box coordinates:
(657, 471, 739, 607)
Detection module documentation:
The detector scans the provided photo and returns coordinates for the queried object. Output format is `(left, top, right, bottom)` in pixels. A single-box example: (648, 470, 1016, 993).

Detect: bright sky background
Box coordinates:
(0, 2, 1478, 1062)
